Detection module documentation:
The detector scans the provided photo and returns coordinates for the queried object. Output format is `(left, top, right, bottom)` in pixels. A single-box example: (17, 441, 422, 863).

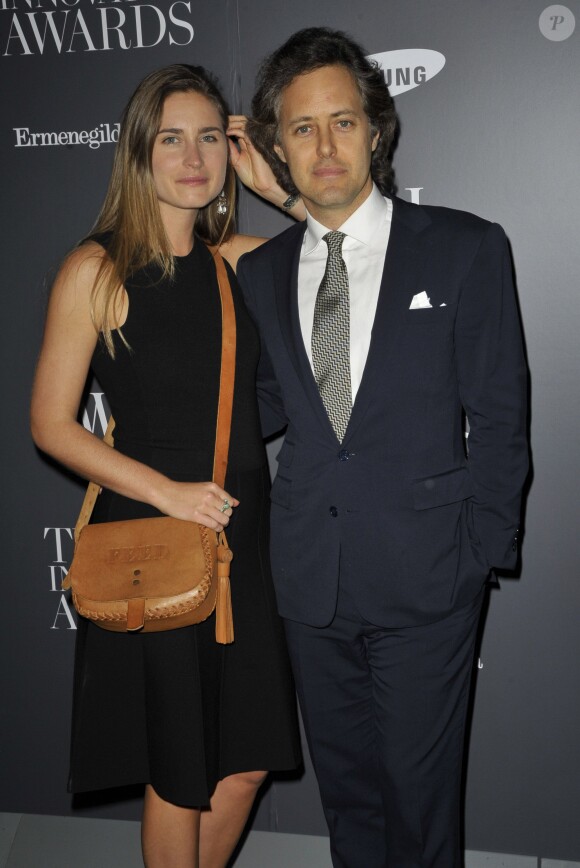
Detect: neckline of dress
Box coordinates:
(174, 243, 195, 262)
(174, 236, 211, 263)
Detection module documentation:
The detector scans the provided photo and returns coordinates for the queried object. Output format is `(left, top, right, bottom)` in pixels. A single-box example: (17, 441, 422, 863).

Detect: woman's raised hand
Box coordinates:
(227, 115, 305, 219)
(227, 115, 278, 198)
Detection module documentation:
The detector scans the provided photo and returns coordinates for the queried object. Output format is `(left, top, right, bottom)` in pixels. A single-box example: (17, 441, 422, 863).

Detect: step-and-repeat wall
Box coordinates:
(2, 0, 579, 861)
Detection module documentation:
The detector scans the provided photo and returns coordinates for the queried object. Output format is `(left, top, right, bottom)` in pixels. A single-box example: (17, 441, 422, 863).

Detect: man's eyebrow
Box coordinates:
(286, 109, 360, 126)
(285, 115, 313, 126)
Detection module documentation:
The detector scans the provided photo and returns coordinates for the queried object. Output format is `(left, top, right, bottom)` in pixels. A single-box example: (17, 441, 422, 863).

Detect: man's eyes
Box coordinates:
(293, 120, 354, 135)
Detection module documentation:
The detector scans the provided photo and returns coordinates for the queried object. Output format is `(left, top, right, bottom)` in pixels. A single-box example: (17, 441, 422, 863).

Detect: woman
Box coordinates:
(30, 65, 302, 868)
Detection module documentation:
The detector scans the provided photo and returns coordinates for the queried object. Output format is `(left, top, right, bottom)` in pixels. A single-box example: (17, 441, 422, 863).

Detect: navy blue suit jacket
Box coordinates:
(238, 196, 528, 628)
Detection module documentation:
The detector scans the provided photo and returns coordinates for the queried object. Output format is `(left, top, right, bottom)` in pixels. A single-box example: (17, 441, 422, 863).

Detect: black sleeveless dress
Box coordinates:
(68, 240, 301, 807)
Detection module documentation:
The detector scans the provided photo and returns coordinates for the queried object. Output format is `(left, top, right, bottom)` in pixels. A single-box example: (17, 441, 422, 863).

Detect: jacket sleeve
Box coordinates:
(455, 222, 529, 570)
(237, 253, 288, 439)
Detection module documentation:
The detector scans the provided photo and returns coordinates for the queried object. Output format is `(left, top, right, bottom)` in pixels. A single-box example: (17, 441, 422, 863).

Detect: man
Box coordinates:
(237, 27, 528, 868)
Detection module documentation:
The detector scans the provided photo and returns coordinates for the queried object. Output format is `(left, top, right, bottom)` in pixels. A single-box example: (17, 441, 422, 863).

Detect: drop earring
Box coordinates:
(216, 191, 227, 216)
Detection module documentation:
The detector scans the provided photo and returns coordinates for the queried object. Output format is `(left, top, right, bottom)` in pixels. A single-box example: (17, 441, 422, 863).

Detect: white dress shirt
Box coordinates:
(298, 184, 393, 400)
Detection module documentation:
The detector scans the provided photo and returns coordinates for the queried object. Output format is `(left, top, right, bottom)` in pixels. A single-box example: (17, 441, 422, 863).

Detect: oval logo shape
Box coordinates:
(368, 49, 446, 96)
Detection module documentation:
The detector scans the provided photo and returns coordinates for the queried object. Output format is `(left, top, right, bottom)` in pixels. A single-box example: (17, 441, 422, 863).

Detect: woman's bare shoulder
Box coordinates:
(50, 240, 108, 310)
(219, 233, 266, 272)
(58, 240, 108, 284)
(65, 238, 107, 265)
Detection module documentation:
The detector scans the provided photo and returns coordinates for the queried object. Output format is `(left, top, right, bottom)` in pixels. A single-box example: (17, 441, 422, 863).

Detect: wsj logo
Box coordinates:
(1, 0, 194, 57)
(368, 49, 446, 96)
(82, 391, 109, 436)
(404, 188, 423, 205)
(46, 393, 109, 630)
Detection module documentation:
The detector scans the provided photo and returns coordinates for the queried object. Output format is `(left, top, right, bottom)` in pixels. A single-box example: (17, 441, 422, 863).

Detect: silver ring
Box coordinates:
(220, 499, 231, 513)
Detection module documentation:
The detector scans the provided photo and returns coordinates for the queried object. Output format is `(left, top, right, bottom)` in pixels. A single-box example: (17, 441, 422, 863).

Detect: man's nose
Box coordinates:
(317, 127, 337, 158)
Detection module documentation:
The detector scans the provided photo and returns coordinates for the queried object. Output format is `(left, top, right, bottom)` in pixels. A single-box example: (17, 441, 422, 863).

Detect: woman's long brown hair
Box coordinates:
(86, 64, 236, 356)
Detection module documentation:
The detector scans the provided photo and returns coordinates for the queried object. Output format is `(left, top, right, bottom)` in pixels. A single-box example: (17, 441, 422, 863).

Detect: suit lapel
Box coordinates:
(343, 197, 432, 444)
(274, 224, 337, 436)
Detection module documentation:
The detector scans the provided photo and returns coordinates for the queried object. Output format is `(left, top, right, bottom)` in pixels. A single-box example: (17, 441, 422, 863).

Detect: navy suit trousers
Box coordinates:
(284, 586, 484, 868)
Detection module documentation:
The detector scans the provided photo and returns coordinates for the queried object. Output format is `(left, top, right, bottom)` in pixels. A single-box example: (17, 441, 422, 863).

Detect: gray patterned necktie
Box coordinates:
(311, 231, 352, 442)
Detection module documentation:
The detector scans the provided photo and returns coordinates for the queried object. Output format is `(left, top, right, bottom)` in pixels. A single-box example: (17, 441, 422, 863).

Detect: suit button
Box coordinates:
(329, 506, 338, 518)
(338, 449, 350, 462)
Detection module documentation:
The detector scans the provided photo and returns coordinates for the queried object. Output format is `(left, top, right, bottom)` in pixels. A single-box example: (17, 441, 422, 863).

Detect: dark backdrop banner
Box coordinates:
(2, 0, 579, 861)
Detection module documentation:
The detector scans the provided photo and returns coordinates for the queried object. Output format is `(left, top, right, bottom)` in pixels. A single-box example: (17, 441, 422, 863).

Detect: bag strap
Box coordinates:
(74, 418, 114, 543)
(211, 250, 236, 490)
(74, 248, 236, 543)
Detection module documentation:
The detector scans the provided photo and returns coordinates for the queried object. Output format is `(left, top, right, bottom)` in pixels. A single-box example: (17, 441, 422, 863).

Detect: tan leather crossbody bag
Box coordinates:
(62, 251, 235, 643)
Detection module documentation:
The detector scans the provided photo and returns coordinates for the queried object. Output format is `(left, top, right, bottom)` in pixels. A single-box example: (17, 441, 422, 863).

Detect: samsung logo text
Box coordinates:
(368, 49, 446, 96)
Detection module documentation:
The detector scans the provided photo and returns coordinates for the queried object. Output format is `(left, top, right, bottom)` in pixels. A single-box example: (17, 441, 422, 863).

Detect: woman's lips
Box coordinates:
(177, 176, 208, 186)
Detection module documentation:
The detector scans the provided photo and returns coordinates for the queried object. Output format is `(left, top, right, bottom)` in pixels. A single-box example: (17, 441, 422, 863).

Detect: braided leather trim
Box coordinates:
(199, 525, 212, 566)
(73, 597, 127, 624)
(73, 575, 212, 624)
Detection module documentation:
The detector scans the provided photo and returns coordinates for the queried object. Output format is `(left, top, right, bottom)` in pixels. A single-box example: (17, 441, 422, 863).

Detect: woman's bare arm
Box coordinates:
(30, 244, 237, 531)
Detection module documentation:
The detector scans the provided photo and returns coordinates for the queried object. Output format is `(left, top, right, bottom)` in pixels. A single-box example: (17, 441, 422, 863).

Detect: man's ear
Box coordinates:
(274, 143, 287, 164)
(371, 130, 380, 153)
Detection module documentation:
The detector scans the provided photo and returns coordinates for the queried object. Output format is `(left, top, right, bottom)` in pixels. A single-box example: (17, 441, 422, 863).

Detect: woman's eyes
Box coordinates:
(159, 134, 220, 145)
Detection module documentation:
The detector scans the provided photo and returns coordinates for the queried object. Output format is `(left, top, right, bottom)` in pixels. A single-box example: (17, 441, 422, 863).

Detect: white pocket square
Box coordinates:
(409, 291, 432, 309)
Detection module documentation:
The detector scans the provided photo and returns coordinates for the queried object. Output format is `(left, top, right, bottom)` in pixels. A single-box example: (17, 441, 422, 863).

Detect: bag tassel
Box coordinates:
(215, 534, 234, 644)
